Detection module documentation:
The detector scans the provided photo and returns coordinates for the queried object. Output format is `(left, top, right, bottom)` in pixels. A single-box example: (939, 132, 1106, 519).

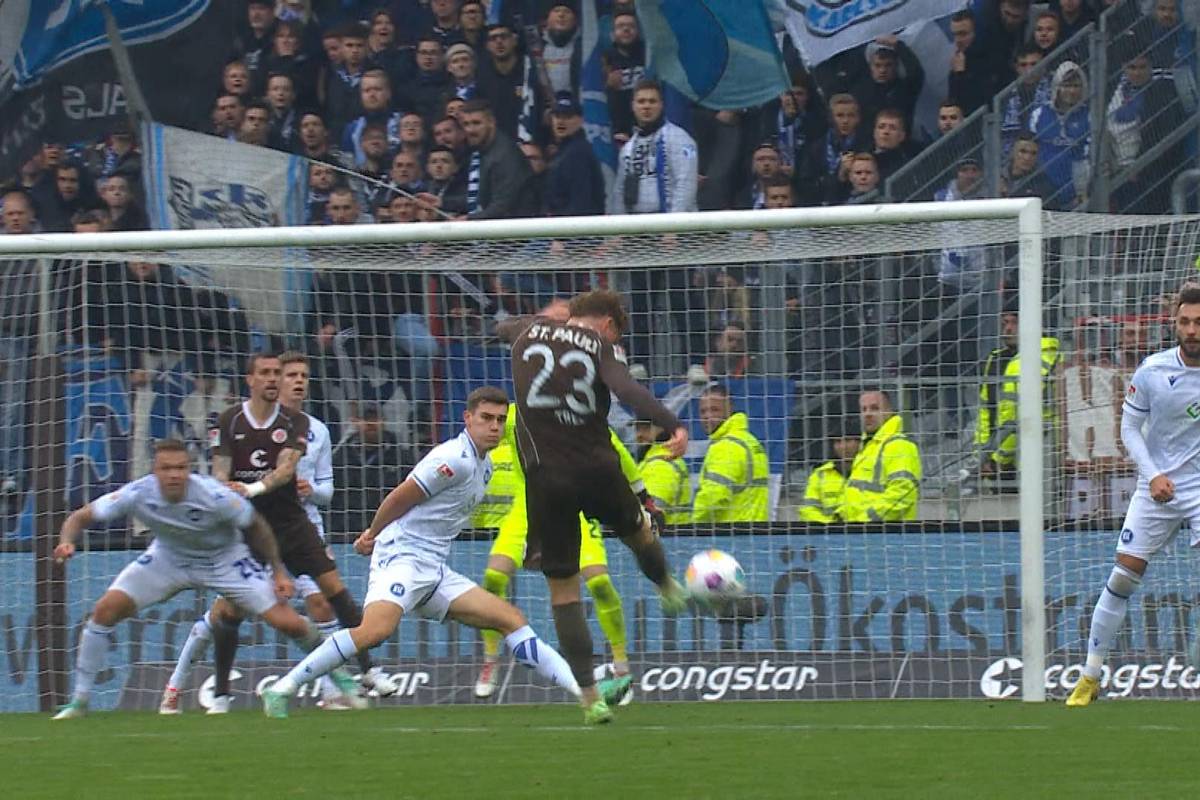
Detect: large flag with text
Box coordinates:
(780, 0, 957, 67)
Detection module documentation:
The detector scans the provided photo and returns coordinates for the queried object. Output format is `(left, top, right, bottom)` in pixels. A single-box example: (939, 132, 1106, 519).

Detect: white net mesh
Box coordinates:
(5, 206, 1200, 712)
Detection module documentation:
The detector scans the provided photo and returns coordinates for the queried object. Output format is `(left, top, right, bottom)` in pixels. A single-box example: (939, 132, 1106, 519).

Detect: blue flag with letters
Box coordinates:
(0, 0, 209, 91)
(637, 0, 788, 109)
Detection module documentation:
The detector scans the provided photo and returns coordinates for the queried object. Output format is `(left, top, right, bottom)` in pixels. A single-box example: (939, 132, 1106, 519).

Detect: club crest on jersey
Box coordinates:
(1120, 528, 1134, 543)
(1126, 384, 1137, 399)
(209, 427, 220, 448)
(436, 463, 455, 479)
(271, 428, 288, 444)
(390, 582, 406, 597)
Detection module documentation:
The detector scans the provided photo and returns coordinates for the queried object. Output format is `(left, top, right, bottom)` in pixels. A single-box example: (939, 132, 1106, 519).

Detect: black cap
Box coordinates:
(552, 91, 582, 116)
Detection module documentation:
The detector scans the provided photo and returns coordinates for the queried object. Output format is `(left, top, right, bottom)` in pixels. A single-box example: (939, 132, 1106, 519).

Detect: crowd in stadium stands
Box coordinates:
(0, 0, 1197, 516)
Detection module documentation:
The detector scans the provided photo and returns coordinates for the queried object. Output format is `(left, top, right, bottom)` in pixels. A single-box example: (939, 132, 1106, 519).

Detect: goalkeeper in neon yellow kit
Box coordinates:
(471, 412, 653, 701)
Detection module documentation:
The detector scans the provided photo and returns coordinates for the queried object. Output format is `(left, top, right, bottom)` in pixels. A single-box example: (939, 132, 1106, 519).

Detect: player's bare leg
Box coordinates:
(53, 590, 137, 719)
(263, 601, 403, 718)
(476, 553, 518, 698)
(1070, 552, 1147, 707)
(314, 569, 397, 695)
(449, 586, 581, 698)
(618, 511, 688, 615)
(547, 575, 612, 724)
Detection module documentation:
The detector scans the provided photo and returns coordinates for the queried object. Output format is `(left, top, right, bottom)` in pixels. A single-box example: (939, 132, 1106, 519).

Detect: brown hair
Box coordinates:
(466, 385, 509, 412)
(568, 289, 629, 334)
(279, 351, 309, 368)
(153, 439, 189, 457)
(1177, 283, 1200, 309)
(245, 351, 279, 374)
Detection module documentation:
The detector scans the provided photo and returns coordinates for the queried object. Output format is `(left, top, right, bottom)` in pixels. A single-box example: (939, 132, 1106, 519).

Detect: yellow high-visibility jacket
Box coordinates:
(693, 412, 770, 523)
(976, 337, 1060, 467)
(840, 414, 921, 522)
(639, 442, 692, 525)
(798, 461, 847, 523)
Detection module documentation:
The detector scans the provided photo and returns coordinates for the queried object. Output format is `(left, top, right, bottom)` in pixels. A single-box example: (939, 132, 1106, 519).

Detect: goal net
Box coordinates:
(4, 202, 1200, 713)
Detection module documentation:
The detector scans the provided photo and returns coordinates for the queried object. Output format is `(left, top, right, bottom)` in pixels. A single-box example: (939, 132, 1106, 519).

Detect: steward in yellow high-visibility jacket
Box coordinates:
(840, 391, 921, 522)
(638, 440, 693, 525)
(693, 386, 770, 523)
(798, 430, 860, 523)
(976, 336, 1060, 472)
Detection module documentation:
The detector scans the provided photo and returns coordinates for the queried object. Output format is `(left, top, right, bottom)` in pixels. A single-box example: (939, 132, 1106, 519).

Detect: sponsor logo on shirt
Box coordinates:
(437, 463, 455, 479)
(1187, 401, 1200, 420)
(1169, 375, 1180, 387)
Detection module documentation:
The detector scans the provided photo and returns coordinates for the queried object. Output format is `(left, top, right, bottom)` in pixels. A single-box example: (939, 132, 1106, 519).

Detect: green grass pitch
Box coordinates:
(2, 700, 1195, 799)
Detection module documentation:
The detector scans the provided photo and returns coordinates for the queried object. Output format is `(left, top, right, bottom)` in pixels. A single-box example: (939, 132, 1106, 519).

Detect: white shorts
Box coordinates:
(1116, 487, 1200, 559)
(363, 552, 476, 622)
(110, 541, 279, 616)
(293, 574, 322, 598)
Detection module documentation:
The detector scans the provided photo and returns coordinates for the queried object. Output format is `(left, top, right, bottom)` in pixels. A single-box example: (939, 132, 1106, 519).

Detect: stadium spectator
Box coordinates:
(1107, 39, 1188, 213)
(827, 152, 881, 205)
(936, 100, 965, 138)
(460, 98, 536, 219)
(343, 69, 403, 164)
(947, 9, 993, 114)
(704, 320, 751, 379)
(999, 45, 1050, 151)
(757, 77, 825, 175)
(610, 79, 698, 215)
(259, 21, 318, 110)
(1132, 0, 1192, 71)
(238, 99, 272, 146)
(841, 389, 921, 522)
(388, 192, 418, 222)
(84, 123, 141, 186)
(0, 189, 38, 498)
(602, 9, 647, 145)
(477, 23, 540, 143)
(222, 60, 253, 102)
(981, 0, 1032, 89)
(445, 42, 479, 100)
(520, 141, 548, 213)
(406, 35, 452, 121)
(849, 35, 925, 133)
(458, 0, 486, 50)
(798, 420, 860, 523)
(740, 142, 783, 209)
(798, 93, 868, 207)
(693, 384, 770, 523)
(332, 405, 414, 536)
(297, 112, 352, 166)
(635, 418, 693, 525)
(545, 92, 605, 217)
(542, 2, 582, 98)
(101, 174, 149, 232)
(265, 73, 299, 151)
(356, 125, 393, 208)
(233, 0, 275, 75)
(1031, 11, 1063, 55)
(433, 114, 468, 161)
(1052, 0, 1095, 40)
(1002, 132, 1060, 208)
(935, 158, 984, 204)
(39, 162, 98, 233)
(870, 108, 921, 182)
(418, 145, 467, 214)
(326, 23, 371, 136)
(396, 112, 426, 158)
(1028, 61, 1091, 209)
(212, 93, 246, 141)
(1061, 322, 1125, 519)
(428, 0, 465, 49)
(307, 161, 337, 223)
(366, 8, 413, 91)
(386, 142, 425, 196)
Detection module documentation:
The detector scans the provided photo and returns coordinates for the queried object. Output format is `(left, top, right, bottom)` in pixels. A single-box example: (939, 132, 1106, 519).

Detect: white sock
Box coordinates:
(274, 629, 356, 696)
(317, 619, 341, 639)
(74, 620, 114, 703)
(167, 612, 213, 690)
(1084, 567, 1141, 680)
(315, 620, 342, 697)
(506, 625, 580, 696)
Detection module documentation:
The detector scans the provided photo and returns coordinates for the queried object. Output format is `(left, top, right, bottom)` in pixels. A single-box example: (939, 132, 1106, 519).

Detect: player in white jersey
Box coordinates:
(51, 439, 333, 720)
(263, 387, 613, 719)
(1068, 285, 1200, 706)
(160, 353, 387, 712)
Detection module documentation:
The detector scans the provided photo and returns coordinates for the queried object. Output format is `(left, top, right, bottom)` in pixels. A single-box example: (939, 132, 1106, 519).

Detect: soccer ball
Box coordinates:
(684, 549, 746, 603)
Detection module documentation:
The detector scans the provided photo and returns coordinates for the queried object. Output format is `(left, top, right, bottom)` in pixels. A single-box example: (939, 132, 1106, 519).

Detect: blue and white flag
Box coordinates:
(779, 0, 957, 68)
(638, 0, 788, 109)
(0, 0, 209, 91)
(580, 0, 618, 192)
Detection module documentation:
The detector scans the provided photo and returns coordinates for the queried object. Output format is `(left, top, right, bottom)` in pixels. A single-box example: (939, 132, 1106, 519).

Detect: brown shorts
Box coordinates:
(525, 454, 643, 579)
(277, 518, 337, 580)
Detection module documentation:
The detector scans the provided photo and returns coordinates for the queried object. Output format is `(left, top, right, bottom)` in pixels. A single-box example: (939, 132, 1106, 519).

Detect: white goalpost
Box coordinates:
(13, 197, 1200, 712)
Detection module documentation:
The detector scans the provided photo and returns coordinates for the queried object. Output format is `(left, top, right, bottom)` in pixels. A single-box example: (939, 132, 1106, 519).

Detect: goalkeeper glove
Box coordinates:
(638, 490, 666, 535)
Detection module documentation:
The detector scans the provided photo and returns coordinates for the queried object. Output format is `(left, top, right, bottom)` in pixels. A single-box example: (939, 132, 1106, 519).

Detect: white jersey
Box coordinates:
(91, 474, 255, 559)
(375, 429, 492, 564)
(297, 412, 334, 537)
(1122, 346, 1200, 479)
